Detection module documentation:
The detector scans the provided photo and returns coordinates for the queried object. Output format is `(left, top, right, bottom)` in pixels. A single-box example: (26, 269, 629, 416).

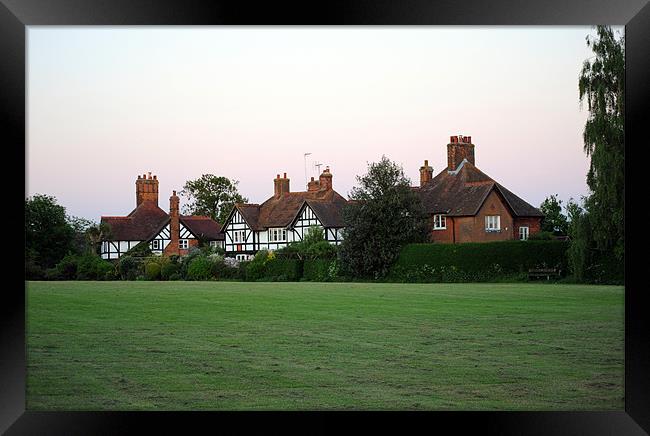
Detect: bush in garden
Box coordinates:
(145, 261, 162, 281)
(117, 256, 141, 281)
(161, 262, 180, 281)
(186, 256, 214, 281)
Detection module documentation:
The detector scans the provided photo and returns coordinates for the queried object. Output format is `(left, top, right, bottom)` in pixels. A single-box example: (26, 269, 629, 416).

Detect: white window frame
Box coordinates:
(519, 226, 530, 240)
(485, 215, 501, 232)
(209, 240, 217, 247)
(152, 239, 160, 250)
(179, 239, 189, 249)
(268, 228, 287, 242)
(433, 214, 447, 230)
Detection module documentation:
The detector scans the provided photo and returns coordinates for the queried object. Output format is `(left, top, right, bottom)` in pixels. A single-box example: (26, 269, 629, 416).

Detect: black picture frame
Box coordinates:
(4, 0, 649, 433)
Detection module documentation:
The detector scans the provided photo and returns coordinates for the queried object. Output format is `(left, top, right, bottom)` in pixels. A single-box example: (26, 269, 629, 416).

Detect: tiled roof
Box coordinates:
(101, 202, 169, 241)
(181, 215, 224, 240)
(418, 162, 543, 217)
(102, 202, 224, 241)
(235, 189, 348, 230)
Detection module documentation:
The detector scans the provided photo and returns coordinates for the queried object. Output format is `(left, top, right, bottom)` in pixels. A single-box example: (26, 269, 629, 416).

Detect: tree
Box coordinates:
(277, 226, 337, 260)
(339, 156, 429, 279)
(539, 194, 568, 235)
(84, 222, 113, 255)
(578, 25, 625, 259)
(25, 194, 75, 269)
(180, 174, 248, 225)
(568, 26, 624, 282)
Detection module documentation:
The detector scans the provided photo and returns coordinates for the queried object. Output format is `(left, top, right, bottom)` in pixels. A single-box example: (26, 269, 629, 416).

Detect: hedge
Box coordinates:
(389, 240, 569, 282)
(303, 259, 341, 281)
(246, 258, 303, 282)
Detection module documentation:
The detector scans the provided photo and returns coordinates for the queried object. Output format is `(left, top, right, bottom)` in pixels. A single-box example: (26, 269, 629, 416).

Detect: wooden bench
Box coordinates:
(528, 268, 561, 280)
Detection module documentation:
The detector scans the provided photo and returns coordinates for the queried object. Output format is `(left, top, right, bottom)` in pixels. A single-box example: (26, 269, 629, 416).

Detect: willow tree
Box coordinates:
(570, 26, 624, 281)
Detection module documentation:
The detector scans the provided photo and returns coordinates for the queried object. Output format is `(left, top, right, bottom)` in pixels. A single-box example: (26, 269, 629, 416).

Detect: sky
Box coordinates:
(27, 26, 622, 222)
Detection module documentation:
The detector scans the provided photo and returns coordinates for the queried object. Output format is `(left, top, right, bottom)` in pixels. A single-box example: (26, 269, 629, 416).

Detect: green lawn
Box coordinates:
(26, 281, 624, 410)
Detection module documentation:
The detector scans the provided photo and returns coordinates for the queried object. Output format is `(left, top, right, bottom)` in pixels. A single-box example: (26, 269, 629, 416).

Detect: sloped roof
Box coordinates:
(101, 202, 169, 241)
(418, 162, 543, 217)
(102, 202, 224, 241)
(234, 189, 348, 230)
(181, 215, 224, 240)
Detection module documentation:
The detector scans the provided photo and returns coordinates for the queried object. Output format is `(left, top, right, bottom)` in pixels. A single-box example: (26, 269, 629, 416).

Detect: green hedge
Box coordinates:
(389, 240, 569, 282)
(303, 259, 341, 281)
(246, 258, 303, 282)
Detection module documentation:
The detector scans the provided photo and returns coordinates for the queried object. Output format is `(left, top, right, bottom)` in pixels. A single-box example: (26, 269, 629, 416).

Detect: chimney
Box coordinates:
(447, 135, 475, 172)
(135, 172, 159, 207)
(273, 173, 290, 198)
(168, 190, 180, 255)
(419, 160, 433, 186)
(307, 176, 320, 192)
(319, 167, 333, 191)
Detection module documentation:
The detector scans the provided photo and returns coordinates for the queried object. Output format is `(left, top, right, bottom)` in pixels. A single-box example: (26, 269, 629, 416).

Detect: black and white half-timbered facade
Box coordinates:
(221, 168, 347, 260)
(100, 174, 224, 260)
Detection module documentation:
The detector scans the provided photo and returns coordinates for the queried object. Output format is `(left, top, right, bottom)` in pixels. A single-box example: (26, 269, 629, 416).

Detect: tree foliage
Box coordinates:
(578, 25, 625, 259)
(277, 226, 337, 260)
(180, 174, 247, 225)
(569, 26, 624, 282)
(25, 194, 75, 269)
(539, 194, 569, 235)
(339, 155, 429, 279)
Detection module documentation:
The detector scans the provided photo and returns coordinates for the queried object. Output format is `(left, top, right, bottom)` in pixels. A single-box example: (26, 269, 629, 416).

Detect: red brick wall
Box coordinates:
(513, 217, 542, 240)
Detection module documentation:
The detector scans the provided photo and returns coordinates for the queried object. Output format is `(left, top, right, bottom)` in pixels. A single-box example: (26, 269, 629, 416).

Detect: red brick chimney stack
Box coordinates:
(168, 190, 180, 255)
(307, 176, 320, 192)
(319, 167, 333, 191)
(447, 135, 475, 172)
(273, 173, 291, 198)
(419, 159, 433, 186)
(135, 172, 159, 207)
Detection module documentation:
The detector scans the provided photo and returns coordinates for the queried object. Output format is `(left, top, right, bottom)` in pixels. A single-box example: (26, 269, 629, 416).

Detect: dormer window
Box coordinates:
(433, 214, 447, 230)
(485, 215, 501, 232)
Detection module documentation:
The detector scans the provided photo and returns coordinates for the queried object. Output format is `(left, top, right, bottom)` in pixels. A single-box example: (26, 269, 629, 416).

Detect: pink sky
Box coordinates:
(27, 27, 619, 221)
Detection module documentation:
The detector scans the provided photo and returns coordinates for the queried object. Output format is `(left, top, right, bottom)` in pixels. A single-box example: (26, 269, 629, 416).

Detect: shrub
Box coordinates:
(168, 273, 182, 281)
(145, 262, 162, 280)
(76, 254, 114, 280)
(161, 262, 180, 281)
(186, 256, 214, 281)
(117, 256, 142, 280)
(303, 259, 341, 281)
(54, 254, 80, 280)
(389, 240, 569, 283)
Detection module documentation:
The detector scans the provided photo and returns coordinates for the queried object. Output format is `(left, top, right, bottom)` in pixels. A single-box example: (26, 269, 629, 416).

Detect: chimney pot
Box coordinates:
(284, 172, 287, 178)
(424, 159, 429, 166)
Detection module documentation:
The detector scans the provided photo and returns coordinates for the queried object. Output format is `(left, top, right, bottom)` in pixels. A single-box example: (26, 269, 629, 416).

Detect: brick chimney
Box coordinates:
(168, 190, 180, 255)
(135, 172, 159, 207)
(319, 167, 333, 191)
(307, 176, 320, 192)
(447, 135, 475, 172)
(273, 173, 290, 198)
(419, 159, 433, 186)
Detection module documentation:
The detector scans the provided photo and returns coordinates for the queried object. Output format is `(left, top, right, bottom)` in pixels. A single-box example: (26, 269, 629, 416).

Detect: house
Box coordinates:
(100, 173, 224, 260)
(415, 136, 543, 243)
(221, 168, 347, 260)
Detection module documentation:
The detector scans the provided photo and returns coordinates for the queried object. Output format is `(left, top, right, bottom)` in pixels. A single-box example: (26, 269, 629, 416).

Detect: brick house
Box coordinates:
(100, 173, 224, 260)
(221, 168, 347, 260)
(415, 136, 543, 243)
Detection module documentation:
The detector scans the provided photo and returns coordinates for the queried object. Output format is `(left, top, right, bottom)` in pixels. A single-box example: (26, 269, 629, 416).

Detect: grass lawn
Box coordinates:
(26, 281, 623, 410)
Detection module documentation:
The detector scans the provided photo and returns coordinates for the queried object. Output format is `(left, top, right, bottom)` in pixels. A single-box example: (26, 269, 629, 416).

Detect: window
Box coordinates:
(152, 239, 160, 250)
(268, 228, 287, 242)
(209, 241, 217, 248)
(233, 230, 246, 242)
(485, 215, 501, 232)
(519, 226, 529, 240)
(179, 239, 189, 249)
(433, 214, 446, 230)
